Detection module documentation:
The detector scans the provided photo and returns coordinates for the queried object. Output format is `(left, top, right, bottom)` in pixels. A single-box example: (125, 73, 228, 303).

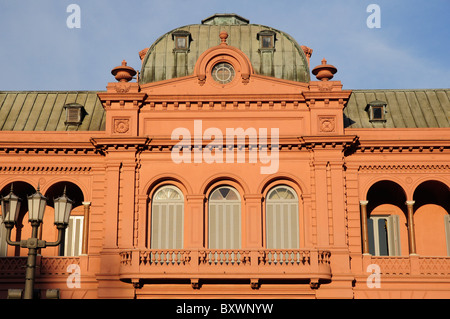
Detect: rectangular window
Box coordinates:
(368, 215, 401, 256)
(261, 35, 274, 49)
(175, 36, 187, 50)
(172, 31, 191, 52)
(370, 106, 385, 121)
(257, 30, 276, 51)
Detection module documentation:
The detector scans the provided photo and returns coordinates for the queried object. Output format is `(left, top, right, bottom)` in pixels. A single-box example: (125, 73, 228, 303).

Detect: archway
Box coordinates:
(413, 181, 450, 256)
(45, 182, 85, 256)
(365, 180, 408, 256)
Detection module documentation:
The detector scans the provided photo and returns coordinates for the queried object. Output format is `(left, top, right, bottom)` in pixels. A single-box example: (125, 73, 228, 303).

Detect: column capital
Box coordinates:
(82, 201, 91, 206)
(359, 200, 369, 206)
(405, 200, 415, 206)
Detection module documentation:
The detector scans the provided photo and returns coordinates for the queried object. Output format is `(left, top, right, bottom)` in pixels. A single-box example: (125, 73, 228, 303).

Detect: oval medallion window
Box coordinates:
(212, 62, 235, 84)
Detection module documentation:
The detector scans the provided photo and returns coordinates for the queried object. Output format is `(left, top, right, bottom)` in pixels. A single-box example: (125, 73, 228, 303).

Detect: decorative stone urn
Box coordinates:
(312, 58, 337, 81)
(111, 60, 137, 82)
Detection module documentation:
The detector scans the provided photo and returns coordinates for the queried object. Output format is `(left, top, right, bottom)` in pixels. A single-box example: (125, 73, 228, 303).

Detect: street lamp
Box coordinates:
(1, 184, 21, 226)
(1, 185, 73, 299)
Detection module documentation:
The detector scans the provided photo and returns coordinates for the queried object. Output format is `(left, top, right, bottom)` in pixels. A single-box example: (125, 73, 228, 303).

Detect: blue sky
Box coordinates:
(0, 0, 449, 91)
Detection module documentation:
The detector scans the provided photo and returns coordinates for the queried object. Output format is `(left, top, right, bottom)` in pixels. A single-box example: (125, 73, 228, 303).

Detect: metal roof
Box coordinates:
(344, 89, 450, 128)
(0, 91, 105, 131)
(139, 14, 310, 84)
(0, 89, 448, 131)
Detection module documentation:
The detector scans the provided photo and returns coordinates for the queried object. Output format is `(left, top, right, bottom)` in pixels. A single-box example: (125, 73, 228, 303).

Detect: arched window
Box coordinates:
(208, 186, 241, 249)
(151, 185, 184, 249)
(265, 185, 299, 249)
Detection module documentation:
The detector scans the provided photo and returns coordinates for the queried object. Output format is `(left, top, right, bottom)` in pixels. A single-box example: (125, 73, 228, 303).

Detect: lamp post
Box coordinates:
(1, 185, 73, 299)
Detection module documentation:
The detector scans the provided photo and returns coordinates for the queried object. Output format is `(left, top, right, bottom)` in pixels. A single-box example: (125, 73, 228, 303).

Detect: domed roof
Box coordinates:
(139, 14, 311, 84)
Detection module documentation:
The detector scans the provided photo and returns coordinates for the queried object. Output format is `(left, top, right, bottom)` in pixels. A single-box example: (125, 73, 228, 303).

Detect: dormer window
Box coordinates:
(172, 30, 192, 52)
(257, 30, 276, 51)
(64, 103, 85, 126)
(365, 100, 387, 122)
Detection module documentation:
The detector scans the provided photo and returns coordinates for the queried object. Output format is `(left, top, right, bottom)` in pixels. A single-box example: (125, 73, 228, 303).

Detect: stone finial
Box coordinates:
(312, 58, 337, 81)
(139, 48, 149, 62)
(301, 45, 313, 67)
(111, 60, 137, 82)
(219, 30, 228, 45)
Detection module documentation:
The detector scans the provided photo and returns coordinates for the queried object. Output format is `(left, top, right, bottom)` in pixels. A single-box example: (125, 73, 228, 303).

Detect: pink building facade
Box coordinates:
(0, 14, 449, 299)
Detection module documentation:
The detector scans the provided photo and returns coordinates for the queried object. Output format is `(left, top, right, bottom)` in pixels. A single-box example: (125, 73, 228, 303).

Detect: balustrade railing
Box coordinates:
(200, 250, 249, 265)
(260, 249, 311, 265)
(140, 250, 190, 266)
(0, 256, 80, 278)
(118, 248, 332, 281)
(366, 255, 450, 276)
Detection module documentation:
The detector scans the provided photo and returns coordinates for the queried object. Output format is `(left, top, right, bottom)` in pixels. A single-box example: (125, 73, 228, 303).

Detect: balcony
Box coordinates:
(119, 248, 332, 288)
(0, 256, 81, 279)
(363, 255, 450, 276)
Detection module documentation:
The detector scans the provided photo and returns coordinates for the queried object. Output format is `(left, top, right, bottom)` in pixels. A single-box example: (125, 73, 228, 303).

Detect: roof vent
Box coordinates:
(365, 100, 387, 122)
(64, 103, 86, 126)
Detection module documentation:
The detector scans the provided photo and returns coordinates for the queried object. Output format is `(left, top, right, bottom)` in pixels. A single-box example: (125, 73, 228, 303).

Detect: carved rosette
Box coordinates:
(319, 116, 336, 133)
(114, 119, 130, 134)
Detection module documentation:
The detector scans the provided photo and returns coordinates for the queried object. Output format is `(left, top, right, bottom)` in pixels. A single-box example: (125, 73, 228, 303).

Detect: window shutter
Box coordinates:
(367, 217, 375, 255)
(265, 186, 299, 249)
(64, 216, 84, 256)
(0, 217, 7, 256)
(150, 186, 184, 250)
(67, 108, 80, 123)
(64, 103, 84, 125)
(208, 187, 241, 249)
(387, 215, 401, 256)
(445, 214, 450, 256)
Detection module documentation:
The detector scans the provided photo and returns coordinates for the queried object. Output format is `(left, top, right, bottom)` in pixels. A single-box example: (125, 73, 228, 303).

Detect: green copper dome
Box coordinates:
(140, 14, 310, 84)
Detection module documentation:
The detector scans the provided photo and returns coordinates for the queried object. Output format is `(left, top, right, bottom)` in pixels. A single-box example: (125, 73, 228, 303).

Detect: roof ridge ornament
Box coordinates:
(219, 31, 228, 45)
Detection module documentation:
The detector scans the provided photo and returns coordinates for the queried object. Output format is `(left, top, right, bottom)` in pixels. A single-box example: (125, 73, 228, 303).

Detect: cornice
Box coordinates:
(357, 141, 450, 154)
(142, 135, 359, 153)
(141, 95, 308, 111)
(90, 136, 151, 154)
(0, 166, 92, 173)
(358, 164, 450, 172)
(0, 141, 98, 155)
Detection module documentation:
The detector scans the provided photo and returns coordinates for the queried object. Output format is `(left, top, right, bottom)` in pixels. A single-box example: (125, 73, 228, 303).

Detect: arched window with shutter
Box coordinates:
(265, 185, 299, 249)
(208, 186, 241, 249)
(151, 185, 184, 249)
